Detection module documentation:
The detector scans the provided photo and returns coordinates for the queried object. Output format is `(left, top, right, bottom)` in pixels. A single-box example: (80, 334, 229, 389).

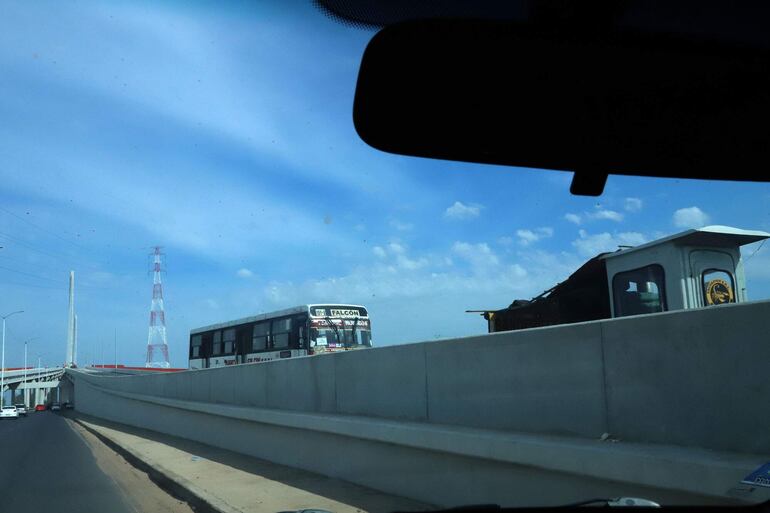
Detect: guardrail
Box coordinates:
(2, 367, 64, 384)
(67, 299, 770, 507)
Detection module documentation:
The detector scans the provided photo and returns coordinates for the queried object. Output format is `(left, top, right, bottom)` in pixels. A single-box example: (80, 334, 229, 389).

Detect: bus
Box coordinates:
(189, 304, 372, 369)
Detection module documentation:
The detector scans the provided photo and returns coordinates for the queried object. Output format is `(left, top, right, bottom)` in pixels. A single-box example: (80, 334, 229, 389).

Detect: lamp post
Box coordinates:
(32, 351, 47, 408)
(22, 337, 38, 408)
(1, 310, 24, 408)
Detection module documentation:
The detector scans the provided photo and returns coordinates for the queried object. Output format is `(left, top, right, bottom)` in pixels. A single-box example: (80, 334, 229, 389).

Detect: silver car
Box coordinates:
(14, 404, 27, 416)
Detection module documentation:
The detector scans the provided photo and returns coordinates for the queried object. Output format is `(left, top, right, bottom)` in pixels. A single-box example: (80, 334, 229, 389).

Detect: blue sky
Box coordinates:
(1, 0, 769, 368)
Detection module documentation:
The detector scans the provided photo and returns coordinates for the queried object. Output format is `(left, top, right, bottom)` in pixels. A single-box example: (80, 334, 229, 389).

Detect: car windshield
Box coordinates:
(0, 1, 768, 511)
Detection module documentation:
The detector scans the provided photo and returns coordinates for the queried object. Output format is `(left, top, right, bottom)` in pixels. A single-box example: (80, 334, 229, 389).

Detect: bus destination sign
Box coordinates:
(312, 306, 366, 318)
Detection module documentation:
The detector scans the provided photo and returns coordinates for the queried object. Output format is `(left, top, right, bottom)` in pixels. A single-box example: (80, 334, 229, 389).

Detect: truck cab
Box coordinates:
(477, 225, 769, 333)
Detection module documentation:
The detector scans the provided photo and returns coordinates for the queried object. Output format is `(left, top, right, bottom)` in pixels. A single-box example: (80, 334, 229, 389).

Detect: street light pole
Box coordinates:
(1, 310, 24, 408)
(24, 341, 27, 407)
(22, 337, 38, 408)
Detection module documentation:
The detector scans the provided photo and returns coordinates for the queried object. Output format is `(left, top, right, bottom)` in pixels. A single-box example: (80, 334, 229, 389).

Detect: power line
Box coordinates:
(744, 239, 766, 263)
(0, 262, 118, 292)
(0, 277, 66, 291)
(0, 263, 63, 284)
(0, 280, 65, 291)
(0, 206, 89, 251)
(0, 230, 74, 261)
(0, 230, 102, 273)
(0, 253, 74, 274)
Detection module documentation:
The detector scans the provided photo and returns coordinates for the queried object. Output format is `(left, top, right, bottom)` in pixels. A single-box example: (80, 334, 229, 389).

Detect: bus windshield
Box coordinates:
(312, 318, 372, 348)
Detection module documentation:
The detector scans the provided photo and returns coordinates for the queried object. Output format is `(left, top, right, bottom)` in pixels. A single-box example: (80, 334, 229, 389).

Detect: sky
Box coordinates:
(0, 0, 769, 369)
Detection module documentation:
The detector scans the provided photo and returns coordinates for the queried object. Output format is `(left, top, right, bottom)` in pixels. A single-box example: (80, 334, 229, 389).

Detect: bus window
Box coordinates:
(223, 328, 236, 354)
(212, 330, 223, 355)
(190, 335, 202, 358)
(291, 315, 308, 349)
(201, 332, 213, 359)
(272, 318, 291, 348)
(252, 322, 269, 351)
(702, 269, 736, 305)
(236, 327, 251, 357)
(356, 329, 372, 347)
(612, 265, 667, 317)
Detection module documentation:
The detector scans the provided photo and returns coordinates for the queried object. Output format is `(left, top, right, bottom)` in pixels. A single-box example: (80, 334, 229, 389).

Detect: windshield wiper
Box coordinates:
(349, 316, 360, 348)
(324, 316, 341, 346)
(561, 497, 660, 508)
(396, 497, 661, 512)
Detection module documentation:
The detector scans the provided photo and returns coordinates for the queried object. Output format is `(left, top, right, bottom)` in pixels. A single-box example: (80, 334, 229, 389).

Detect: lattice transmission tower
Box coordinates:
(146, 246, 170, 368)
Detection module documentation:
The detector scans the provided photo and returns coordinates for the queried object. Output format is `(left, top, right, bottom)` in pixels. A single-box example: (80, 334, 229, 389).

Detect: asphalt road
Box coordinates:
(0, 409, 135, 513)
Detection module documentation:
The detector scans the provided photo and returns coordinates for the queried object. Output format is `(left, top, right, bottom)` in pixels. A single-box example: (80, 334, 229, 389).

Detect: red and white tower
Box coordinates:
(146, 246, 170, 368)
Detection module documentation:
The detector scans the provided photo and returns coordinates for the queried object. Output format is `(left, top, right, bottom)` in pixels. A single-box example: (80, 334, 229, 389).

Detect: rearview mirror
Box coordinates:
(354, 20, 770, 195)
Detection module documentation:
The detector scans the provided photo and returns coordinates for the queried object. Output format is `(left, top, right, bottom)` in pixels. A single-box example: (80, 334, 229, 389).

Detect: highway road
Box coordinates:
(0, 410, 135, 513)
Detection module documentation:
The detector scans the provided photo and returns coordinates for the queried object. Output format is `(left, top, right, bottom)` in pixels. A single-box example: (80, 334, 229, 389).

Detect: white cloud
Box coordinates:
(236, 268, 254, 278)
(444, 201, 482, 220)
(516, 229, 538, 245)
(497, 236, 514, 246)
(567, 208, 624, 225)
(389, 219, 414, 231)
(587, 208, 624, 222)
(247, 243, 585, 346)
(624, 197, 643, 212)
(673, 206, 710, 228)
(516, 227, 553, 246)
(452, 241, 500, 273)
(395, 254, 428, 271)
(572, 230, 647, 257)
(372, 242, 427, 270)
(565, 213, 582, 225)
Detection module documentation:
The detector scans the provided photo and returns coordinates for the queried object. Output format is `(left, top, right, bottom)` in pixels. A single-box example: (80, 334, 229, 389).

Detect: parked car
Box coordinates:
(51, 403, 61, 411)
(34, 404, 46, 412)
(13, 404, 27, 416)
(63, 402, 74, 409)
(0, 406, 19, 419)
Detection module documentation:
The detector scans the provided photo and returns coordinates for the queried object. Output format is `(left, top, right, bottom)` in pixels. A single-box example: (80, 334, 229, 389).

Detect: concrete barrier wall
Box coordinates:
(67, 300, 770, 506)
(72, 299, 770, 455)
(71, 374, 765, 507)
(602, 302, 770, 454)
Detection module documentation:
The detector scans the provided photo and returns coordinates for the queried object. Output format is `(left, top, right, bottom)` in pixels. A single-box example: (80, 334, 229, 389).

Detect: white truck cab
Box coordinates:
(602, 225, 768, 317)
(477, 225, 769, 332)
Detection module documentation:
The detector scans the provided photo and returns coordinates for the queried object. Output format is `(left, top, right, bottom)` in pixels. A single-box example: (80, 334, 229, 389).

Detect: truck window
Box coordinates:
(612, 265, 667, 317)
(702, 269, 736, 305)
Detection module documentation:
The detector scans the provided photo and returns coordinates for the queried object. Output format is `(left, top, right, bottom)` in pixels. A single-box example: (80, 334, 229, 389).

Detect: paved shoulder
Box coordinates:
(72, 412, 434, 513)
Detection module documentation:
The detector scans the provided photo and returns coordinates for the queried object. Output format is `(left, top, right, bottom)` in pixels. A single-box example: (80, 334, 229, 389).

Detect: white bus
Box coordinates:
(189, 304, 372, 369)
